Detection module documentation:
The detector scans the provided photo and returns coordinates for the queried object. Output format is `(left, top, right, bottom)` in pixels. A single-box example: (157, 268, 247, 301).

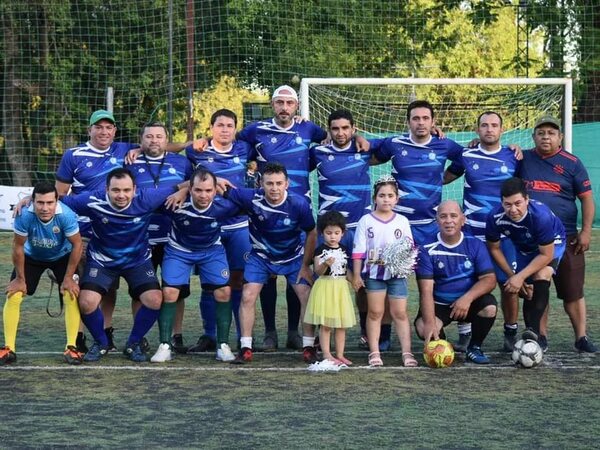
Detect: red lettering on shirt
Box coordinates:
(530, 180, 561, 193)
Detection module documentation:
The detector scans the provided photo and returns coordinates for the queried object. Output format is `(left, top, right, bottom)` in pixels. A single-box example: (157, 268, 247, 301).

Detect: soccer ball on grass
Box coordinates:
(423, 339, 455, 368)
(511, 339, 543, 368)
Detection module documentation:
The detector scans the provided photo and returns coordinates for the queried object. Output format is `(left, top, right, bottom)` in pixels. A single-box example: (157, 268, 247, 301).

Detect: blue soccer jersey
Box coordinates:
(185, 140, 251, 230)
(61, 187, 174, 269)
(56, 141, 137, 194)
(226, 188, 316, 264)
(239, 119, 327, 198)
(126, 152, 192, 244)
(13, 202, 79, 262)
(485, 200, 566, 255)
(518, 148, 593, 235)
(416, 233, 494, 305)
(310, 142, 371, 229)
(371, 134, 463, 225)
(446, 145, 520, 239)
(166, 195, 241, 253)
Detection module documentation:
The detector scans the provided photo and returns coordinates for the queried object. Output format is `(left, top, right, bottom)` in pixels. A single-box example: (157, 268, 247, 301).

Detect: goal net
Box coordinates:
(301, 78, 572, 203)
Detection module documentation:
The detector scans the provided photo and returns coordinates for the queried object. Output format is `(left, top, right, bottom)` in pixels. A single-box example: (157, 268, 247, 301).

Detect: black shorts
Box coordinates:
(415, 293, 497, 327)
(11, 253, 73, 296)
(553, 235, 585, 302)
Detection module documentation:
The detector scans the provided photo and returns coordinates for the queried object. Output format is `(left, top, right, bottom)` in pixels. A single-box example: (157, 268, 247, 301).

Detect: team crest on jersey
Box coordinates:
(354, 153, 361, 160)
(525, 232, 531, 239)
(139, 168, 145, 173)
(89, 268, 98, 278)
(401, 150, 407, 156)
(464, 260, 472, 269)
(168, 167, 176, 174)
(394, 229, 403, 239)
(233, 157, 240, 164)
(102, 217, 108, 224)
(473, 164, 480, 170)
(221, 269, 230, 278)
(328, 155, 334, 161)
(283, 218, 291, 226)
(86, 162, 93, 168)
(258, 215, 265, 221)
(500, 165, 508, 173)
(437, 261, 445, 269)
(133, 217, 141, 223)
(504, 230, 511, 236)
(183, 220, 190, 226)
(211, 221, 218, 228)
(428, 152, 436, 160)
(208, 157, 214, 163)
(295, 136, 302, 144)
(110, 157, 117, 164)
(270, 137, 278, 144)
(52, 226, 61, 234)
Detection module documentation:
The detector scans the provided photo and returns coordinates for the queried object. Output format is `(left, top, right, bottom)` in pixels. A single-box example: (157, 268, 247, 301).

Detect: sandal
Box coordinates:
(402, 352, 418, 367)
(368, 352, 383, 367)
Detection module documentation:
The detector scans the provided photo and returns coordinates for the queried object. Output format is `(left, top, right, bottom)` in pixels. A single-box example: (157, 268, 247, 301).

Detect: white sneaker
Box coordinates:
(150, 343, 173, 363)
(216, 343, 235, 362)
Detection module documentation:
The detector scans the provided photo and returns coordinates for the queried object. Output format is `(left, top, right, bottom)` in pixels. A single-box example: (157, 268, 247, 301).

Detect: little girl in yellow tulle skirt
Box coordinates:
(304, 211, 356, 367)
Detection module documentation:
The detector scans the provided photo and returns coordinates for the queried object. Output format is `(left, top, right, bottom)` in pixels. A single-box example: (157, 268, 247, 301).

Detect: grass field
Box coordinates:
(2, 231, 600, 449)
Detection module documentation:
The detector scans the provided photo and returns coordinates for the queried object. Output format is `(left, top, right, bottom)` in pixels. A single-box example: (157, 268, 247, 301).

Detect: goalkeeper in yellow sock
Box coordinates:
(2, 182, 83, 365)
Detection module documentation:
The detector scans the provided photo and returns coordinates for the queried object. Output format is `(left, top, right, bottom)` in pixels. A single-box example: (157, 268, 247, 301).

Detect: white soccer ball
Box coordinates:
(511, 339, 543, 368)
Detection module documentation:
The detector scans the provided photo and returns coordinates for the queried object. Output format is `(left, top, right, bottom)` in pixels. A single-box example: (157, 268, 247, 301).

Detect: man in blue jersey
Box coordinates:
(224, 162, 317, 364)
(1, 182, 83, 365)
(126, 122, 193, 354)
(151, 168, 242, 363)
(414, 200, 497, 364)
(444, 111, 520, 351)
(185, 109, 252, 353)
(518, 116, 597, 352)
(60, 168, 183, 362)
(486, 177, 566, 345)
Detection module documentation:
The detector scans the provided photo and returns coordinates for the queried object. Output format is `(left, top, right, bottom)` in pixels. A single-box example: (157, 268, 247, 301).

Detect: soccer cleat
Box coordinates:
(454, 332, 472, 353)
(171, 334, 188, 354)
(150, 343, 174, 363)
(538, 335, 549, 353)
(262, 330, 278, 352)
(187, 335, 217, 353)
(141, 337, 150, 353)
(575, 336, 598, 353)
(0, 346, 17, 365)
(286, 331, 303, 350)
(466, 345, 490, 364)
(216, 343, 236, 362)
(358, 335, 369, 349)
(76, 332, 89, 354)
(84, 342, 108, 362)
(378, 339, 391, 352)
(63, 345, 84, 365)
(124, 342, 148, 363)
(522, 328, 538, 343)
(104, 327, 118, 352)
(503, 330, 517, 352)
(231, 347, 253, 364)
(302, 346, 318, 364)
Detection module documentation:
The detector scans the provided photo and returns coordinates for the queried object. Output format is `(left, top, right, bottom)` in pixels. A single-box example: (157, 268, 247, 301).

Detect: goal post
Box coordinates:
(299, 77, 573, 151)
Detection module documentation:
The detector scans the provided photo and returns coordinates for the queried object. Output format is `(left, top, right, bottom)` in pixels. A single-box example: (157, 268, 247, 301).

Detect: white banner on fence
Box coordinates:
(0, 186, 34, 231)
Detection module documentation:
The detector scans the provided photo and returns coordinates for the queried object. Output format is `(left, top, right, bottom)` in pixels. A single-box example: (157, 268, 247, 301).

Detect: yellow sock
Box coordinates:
(3, 292, 23, 352)
(63, 291, 81, 349)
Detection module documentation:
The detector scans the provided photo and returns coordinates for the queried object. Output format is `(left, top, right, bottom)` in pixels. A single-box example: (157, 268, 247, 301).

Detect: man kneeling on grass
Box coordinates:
(414, 200, 497, 364)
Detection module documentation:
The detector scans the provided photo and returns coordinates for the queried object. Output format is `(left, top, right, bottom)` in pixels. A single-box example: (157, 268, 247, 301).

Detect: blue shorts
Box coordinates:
(81, 259, 160, 298)
(516, 241, 566, 278)
(411, 222, 439, 247)
(244, 251, 308, 285)
(221, 227, 251, 271)
(494, 238, 517, 283)
(365, 277, 408, 299)
(162, 245, 230, 290)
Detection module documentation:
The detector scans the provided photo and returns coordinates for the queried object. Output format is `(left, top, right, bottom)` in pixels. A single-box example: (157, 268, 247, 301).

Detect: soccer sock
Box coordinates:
(379, 324, 391, 342)
(158, 302, 177, 344)
(504, 322, 518, 335)
(302, 336, 315, 348)
(231, 289, 242, 339)
(286, 283, 301, 333)
(260, 277, 277, 332)
(240, 336, 253, 349)
(3, 292, 23, 351)
(63, 291, 81, 348)
(199, 291, 217, 339)
(216, 301, 232, 345)
(128, 304, 160, 345)
(359, 311, 367, 335)
(526, 280, 550, 335)
(470, 315, 496, 348)
(81, 308, 109, 347)
(457, 322, 472, 335)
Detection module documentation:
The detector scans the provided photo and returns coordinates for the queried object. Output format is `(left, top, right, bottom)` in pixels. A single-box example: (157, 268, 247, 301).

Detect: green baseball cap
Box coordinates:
(89, 109, 116, 126)
(534, 115, 561, 131)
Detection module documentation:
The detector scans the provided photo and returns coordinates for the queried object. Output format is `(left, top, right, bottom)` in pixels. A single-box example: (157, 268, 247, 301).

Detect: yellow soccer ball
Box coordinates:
(423, 339, 455, 368)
